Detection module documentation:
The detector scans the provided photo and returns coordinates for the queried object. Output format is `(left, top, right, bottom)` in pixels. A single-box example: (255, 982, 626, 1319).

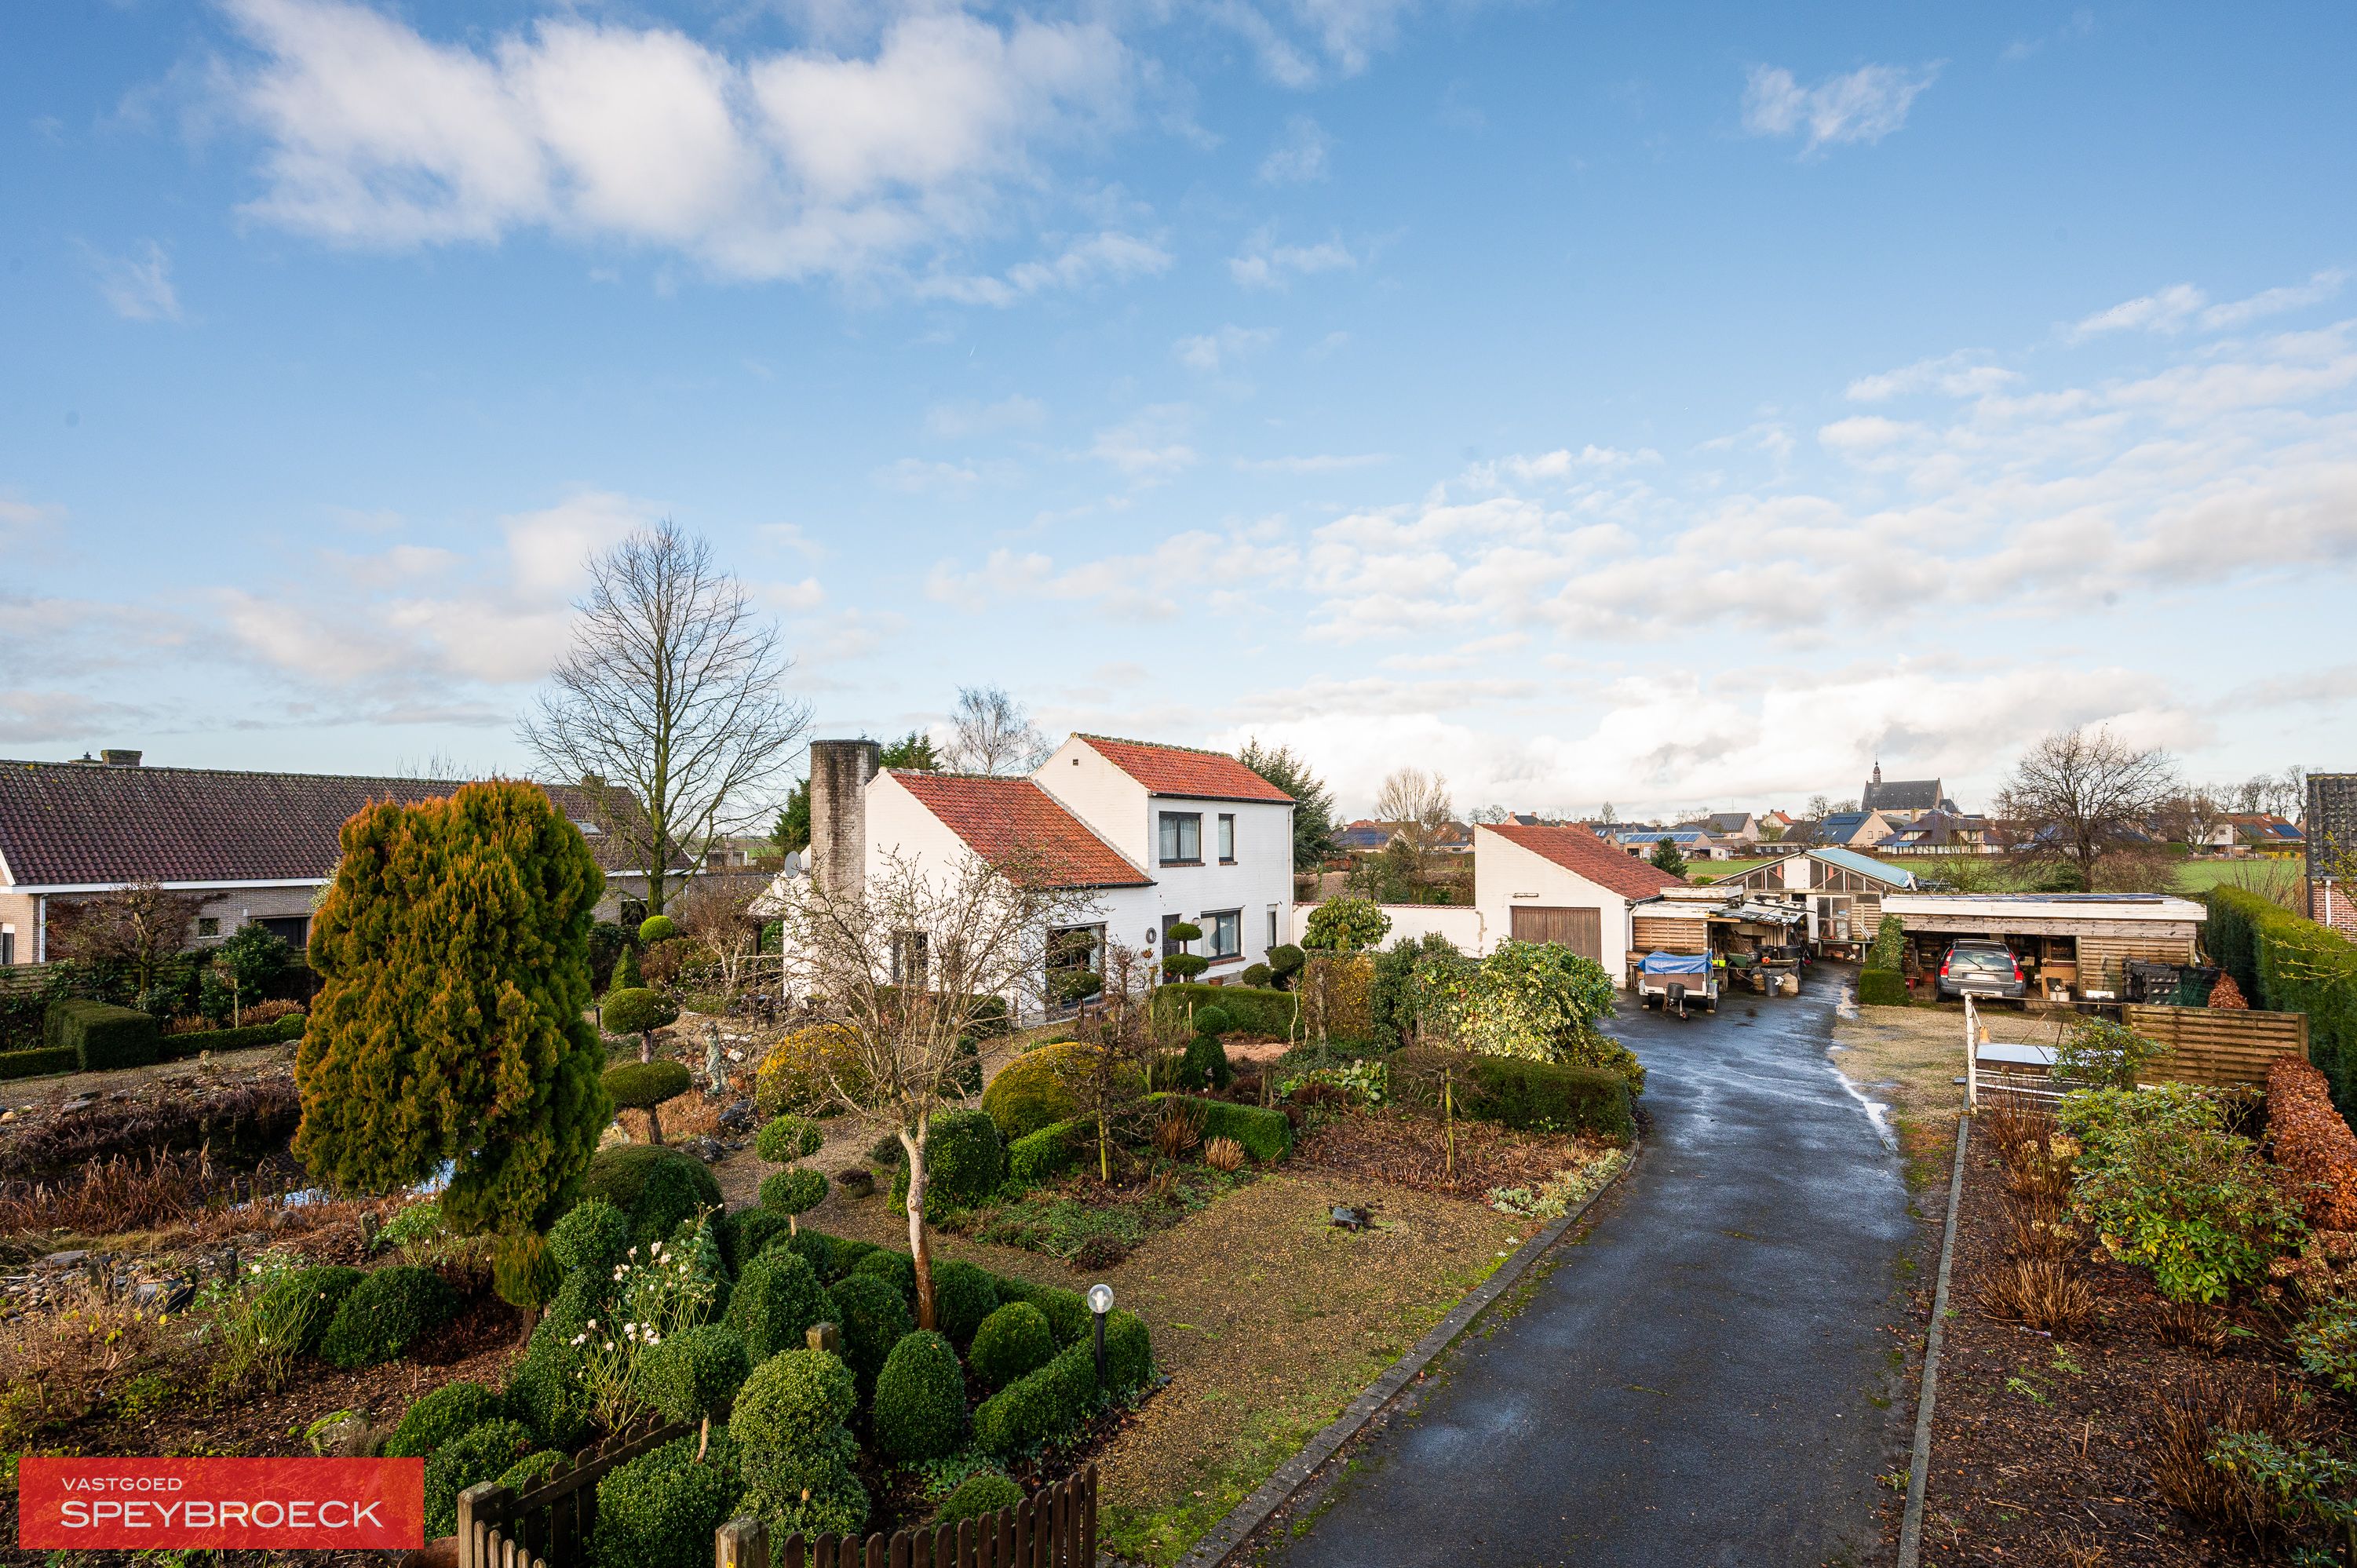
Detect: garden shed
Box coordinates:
(1879, 892, 2204, 1000)
(1696, 847, 1917, 950)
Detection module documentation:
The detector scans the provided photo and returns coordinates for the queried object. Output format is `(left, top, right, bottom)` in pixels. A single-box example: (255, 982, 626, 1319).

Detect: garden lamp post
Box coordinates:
(1087, 1282, 1114, 1384)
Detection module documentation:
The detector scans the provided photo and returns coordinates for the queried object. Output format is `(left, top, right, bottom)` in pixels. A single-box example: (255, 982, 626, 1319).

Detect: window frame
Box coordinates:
(195, 917, 220, 939)
(1204, 908, 1242, 959)
(1217, 813, 1236, 863)
(892, 929, 930, 990)
(1158, 811, 1203, 866)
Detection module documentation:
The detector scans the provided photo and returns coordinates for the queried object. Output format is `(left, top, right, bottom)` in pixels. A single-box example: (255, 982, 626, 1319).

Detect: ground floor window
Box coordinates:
(0, 930, 11, 966)
(1267, 906, 1279, 951)
(1205, 908, 1241, 958)
(892, 929, 929, 989)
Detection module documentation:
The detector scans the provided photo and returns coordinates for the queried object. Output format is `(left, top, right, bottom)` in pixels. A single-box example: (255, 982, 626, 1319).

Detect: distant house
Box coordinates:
(1334, 819, 1475, 855)
(1808, 809, 1900, 850)
(1695, 811, 1760, 844)
(1878, 809, 2009, 856)
(1335, 819, 1392, 852)
(1477, 823, 1686, 971)
(2192, 814, 2304, 855)
(1860, 764, 1959, 822)
(1699, 847, 1917, 944)
(1615, 829, 1727, 861)
(0, 752, 672, 965)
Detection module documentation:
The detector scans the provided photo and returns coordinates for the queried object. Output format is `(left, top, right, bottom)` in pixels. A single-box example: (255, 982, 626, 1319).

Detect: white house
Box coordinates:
(795, 734, 1295, 1009)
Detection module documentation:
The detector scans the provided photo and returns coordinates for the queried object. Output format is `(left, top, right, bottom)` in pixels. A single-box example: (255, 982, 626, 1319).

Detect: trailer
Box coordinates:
(1637, 950, 1717, 1015)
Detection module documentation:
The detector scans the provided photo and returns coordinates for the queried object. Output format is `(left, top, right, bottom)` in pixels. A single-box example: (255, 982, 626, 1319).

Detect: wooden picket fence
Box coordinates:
(714, 1466, 1097, 1568)
(456, 1417, 697, 1568)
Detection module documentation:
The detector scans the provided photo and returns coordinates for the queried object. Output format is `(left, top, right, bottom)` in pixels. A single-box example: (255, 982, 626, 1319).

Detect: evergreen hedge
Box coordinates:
(1169, 1096, 1292, 1162)
(45, 998, 159, 1071)
(318, 1264, 456, 1369)
(1461, 1056, 1633, 1142)
(1005, 1119, 1083, 1185)
(2208, 888, 2357, 1114)
(968, 1300, 1056, 1390)
(871, 1329, 968, 1462)
(0, 1045, 77, 1081)
(972, 1344, 1099, 1458)
(1153, 983, 1297, 1037)
(1857, 969, 1910, 1007)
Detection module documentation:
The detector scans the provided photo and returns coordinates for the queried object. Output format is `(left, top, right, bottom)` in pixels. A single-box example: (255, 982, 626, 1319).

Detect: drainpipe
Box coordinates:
(35, 893, 46, 965)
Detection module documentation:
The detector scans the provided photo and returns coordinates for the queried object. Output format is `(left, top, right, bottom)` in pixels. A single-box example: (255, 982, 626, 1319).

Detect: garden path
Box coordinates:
(1272, 966, 1921, 1567)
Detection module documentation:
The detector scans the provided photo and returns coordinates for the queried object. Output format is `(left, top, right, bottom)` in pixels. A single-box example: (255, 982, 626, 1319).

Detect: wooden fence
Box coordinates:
(2125, 1004, 2311, 1088)
(714, 1467, 1097, 1568)
(457, 1417, 696, 1568)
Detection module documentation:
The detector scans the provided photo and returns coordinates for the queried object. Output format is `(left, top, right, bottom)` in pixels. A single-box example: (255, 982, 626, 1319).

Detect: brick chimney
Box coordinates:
(807, 740, 879, 895)
(101, 749, 142, 767)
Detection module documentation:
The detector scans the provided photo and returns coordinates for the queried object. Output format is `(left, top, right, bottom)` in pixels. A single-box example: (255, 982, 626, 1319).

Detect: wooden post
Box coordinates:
(457, 1483, 513, 1568)
(716, 1516, 771, 1568)
(807, 1322, 840, 1354)
(1963, 994, 1978, 1113)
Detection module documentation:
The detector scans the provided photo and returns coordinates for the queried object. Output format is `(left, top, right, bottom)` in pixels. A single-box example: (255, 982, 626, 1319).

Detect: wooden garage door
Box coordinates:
(1510, 906, 1602, 961)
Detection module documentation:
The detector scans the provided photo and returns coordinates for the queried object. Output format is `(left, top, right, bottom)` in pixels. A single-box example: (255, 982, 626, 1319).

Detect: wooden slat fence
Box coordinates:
(2125, 1004, 2311, 1088)
(457, 1417, 695, 1568)
(714, 1466, 1097, 1568)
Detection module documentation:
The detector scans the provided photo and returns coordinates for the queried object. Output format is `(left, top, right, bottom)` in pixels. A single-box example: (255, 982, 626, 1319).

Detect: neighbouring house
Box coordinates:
(1615, 828, 1727, 861)
(1695, 811, 1760, 844)
(1808, 809, 1900, 850)
(1877, 809, 2010, 856)
(790, 733, 1295, 1008)
(0, 752, 672, 965)
(2190, 814, 2305, 856)
(1335, 819, 1392, 853)
(1880, 891, 2204, 999)
(1691, 846, 1918, 945)
(1760, 809, 1795, 837)
(1860, 763, 1960, 822)
(1472, 822, 1687, 972)
(2308, 773, 2356, 931)
(1335, 819, 1475, 855)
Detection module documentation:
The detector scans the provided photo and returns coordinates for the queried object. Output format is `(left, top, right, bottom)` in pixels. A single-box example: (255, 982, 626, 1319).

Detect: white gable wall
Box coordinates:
(1036, 738, 1152, 867)
(1472, 828, 1642, 978)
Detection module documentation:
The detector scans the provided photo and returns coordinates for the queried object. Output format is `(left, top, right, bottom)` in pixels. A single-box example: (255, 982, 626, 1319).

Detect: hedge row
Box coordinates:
(1140, 1095, 1293, 1162)
(1153, 982, 1298, 1038)
(1461, 1056, 1633, 1143)
(1857, 969, 1910, 1007)
(2208, 887, 2357, 1114)
(0, 1045, 77, 1081)
(158, 1012, 306, 1060)
(2266, 1055, 2357, 1227)
(45, 998, 160, 1070)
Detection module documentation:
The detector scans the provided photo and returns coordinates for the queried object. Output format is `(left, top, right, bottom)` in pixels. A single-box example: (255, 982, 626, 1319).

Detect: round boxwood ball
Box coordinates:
(888, 1110, 1003, 1209)
(932, 1259, 1000, 1347)
(827, 1271, 914, 1389)
(503, 1336, 593, 1452)
(1241, 963, 1272, 988)
(497, 1449, 567, 1494)
(761, 1165, 828, 1218)
(581, 1144, 721, 1241)
(319, 1265, 457, 1369)
(591, 1431, 744, 1568)
(384, 1380, 503, 1460)
(604, 1059, 692, 1110)
(424, 1418, 535, 1537)
(756, 1114, 825, 1164)
(637, 1322, 752, 1425)
(721, 1207, 790, 1272)
(851, 1247, 916, 1302)
(936, 1474, 1023, 1528)
(967, 1301, 1056, 1390)
(493, 1232, 561, 1312)
(549, 1198, 633, 1276)
(724, 1248, 836, 1362)
(637, 914, 680, 945)
(1189, 1004, 1235, 1037)
(603, 987, 678, 1037)
(871, 1329, 968, 1462)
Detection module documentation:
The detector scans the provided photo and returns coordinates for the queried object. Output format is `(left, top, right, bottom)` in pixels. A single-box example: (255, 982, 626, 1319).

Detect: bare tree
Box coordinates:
(1998, 726, 2180, 891)
(943, 686, 1053, 775)
(670, 871, 772, 1009)
(520, 520, 810, 912)
(1374, 767, 1455, 857)
(1063, 940, 1173, 1183)
(767, 844, 1090, 1329)
(49, 882, 206, 996)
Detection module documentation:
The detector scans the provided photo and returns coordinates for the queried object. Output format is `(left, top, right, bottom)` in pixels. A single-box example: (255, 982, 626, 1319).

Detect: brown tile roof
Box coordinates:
(1075, 735, 1293, 804)
(1481, 822, 1687, 901)
(0, 759, 668, 888)
(891, 771, 1151, 889)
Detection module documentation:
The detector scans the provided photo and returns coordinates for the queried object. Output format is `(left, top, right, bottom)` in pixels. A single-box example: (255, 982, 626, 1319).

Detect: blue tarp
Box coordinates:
(1640, 951, 1711, 975)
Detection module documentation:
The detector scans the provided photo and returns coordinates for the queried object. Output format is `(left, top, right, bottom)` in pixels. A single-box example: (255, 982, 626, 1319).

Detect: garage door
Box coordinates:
(1509, 906, 1602, 961)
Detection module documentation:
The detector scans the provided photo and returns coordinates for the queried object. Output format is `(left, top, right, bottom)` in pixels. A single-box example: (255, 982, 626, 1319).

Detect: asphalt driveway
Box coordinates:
(1270, 967, 1917, 1568)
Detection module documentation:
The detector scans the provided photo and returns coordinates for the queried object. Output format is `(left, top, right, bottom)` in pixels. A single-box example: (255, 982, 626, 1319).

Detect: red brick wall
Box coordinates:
(2312, 878, 2357, 931)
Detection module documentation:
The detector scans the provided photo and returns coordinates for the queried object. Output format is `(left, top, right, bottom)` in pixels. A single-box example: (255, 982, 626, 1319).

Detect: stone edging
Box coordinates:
(1172, 1136, 1642, 1568)
(1897, 1114, 1970, 1568)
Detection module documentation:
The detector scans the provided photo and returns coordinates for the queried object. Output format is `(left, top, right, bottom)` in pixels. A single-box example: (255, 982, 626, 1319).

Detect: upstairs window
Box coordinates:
(1217, 813, 1236, 862)
(1159, 812, 1202, 865)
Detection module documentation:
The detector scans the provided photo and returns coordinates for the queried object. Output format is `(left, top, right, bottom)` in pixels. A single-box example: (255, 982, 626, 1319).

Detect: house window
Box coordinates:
(196, 917, 220, 939)
(892, 930, 929, 990)
(1217, 814, 1235, 862)
(1205, 909, 1241, 958)
(1159, 812, 1202, 865)
(1268, 906, 1279, 950)
(0, 929, 12, 967)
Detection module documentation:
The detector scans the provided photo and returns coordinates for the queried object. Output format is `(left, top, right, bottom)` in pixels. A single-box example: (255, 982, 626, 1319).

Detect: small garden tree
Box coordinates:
(1416, 941, 1642, 1089)
(1648, 837, 1688, 879)
(603, 986, 677, 1063)
(1161, 921, 1207, 982)
(768, 845, 1089, 1330)
(1301, 896, 1391, 954)
(1066, 941, 1170, 1178)
(295, 780, 611, 1311)
(604, 1060, 693, 1144)
(50, 881, 206, 1001)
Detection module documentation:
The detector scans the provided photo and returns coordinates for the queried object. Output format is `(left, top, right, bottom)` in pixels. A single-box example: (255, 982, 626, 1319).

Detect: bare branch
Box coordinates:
(943, 686, 1053, 776)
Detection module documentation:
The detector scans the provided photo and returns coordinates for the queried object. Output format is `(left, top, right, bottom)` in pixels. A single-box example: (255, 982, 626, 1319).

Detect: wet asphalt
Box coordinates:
(1272, 967, 1917, 1568)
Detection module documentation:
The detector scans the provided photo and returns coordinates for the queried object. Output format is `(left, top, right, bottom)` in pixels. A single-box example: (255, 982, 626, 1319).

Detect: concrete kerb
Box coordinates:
(1897, 1114, 1970, 1568)
(1172, 1136, 1643, 1568)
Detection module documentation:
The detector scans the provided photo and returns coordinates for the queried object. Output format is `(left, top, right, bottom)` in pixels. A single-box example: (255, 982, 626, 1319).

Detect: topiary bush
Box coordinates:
(754, 1023, 866, 1117)
(611, 947, 644, 993)
(936, 1474, 1023, 1527)
(968, 1300, 1056, 1390)
(581, 1143, 722, 1242)
(1178, 1033, 1232, 1091)
(637, 1323, 753, 1424)
(987, 1277, 1091, 1347)
(45, 998, 160, 1072)
(755, 1114, 824, 1164)
(601, 987, 679, 1060)
(1191, 1099, 1292, 1163)
(1301, 899, 1390, 953)
(932, 1259, 999, 1347)
(761, 1165, 828, 1220)
(724, 1248, 837, 1362)
(384, 1380, 503, 1460)
(637, 914, 680, 946)
(890, 1109, 1005, 1209)
(1153, 983, 1297, 1037)
(548, 1197, 633, 1276)
(871, 1329, 968, 1462)
(721, 1207, 790, 1273)
(732, 1350, 868, 1540)
(981, 1045, 1091, 1141)
(1866, 914, 1906, 970)
(852, 1246, 917, 1300)
(827, 1271, 914, 1391)
(424, 1418, 535, 1537)
(972, 1344, 1098, 1458)
(591, 1431, 745, 1568)
(504, 1335, 593, 1451)
(1267, 943, 1306, 987)
(496, 1449, 567, 1495)
(1240, 963, 1272, 988)
(1102, 1309, 1153, 1395)
(1006, 1119, 1083, 1186)
(1188, 1004, 1235, 1037)
(492, 1232, 560, 1315)
(319, 1265, 457, 1369)
(604, 1059, 694, 1144)
(1856, 968, 1910, 1007)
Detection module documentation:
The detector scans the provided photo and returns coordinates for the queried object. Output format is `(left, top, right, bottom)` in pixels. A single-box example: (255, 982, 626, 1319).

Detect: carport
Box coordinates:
(1878, 892, 2204, 1001)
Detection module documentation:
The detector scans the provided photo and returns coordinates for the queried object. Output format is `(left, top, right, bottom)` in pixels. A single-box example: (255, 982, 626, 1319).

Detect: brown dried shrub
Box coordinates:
(1152, 1100, 1202, 1160)
(1203, 1136, 1244, 1172)
(2265, 1055, 2357, 1229)
(1982, 1257, 2094, 1334)
(2148, 1372, 2308, 1541)
(0, 1289, 190, 1456)
(2004, 1205, 2081, 1263)
(2154, 1300, 2230, 1351)
(2002, 1151, 2075, 1208)
(1979, 1096, 2052, 1162)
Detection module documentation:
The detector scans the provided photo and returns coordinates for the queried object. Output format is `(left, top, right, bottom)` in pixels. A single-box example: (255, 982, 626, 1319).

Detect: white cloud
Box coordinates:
(918, 232, 1173, 307)
(1742, 62, 1938, 153)
(1228, 232, 1355, 289)
(1257, 115, 1331, 183)
(1846, 352, 2021, 402)
(1175, 324, 1276, 372)
(219, 0, 1132, 288)
(1491, 446, 1662, 482)
(2068, 283, 2208, 340)
(1209, 0, 1421, 86)
(0, 496, 65, 540)
(2201, 269, 2348, 332)
(1235, 452, 1391, 473)
(873, 457, 1020, 492)
(1088, 405, 1198, 480)
(85, 240, 182, 321)
(925, 528, 1298, 619)
(925, 394, 1047, 439)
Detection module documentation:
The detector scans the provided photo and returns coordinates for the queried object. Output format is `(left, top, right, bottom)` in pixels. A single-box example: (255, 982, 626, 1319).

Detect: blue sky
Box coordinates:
(5, 0, 2352, 818)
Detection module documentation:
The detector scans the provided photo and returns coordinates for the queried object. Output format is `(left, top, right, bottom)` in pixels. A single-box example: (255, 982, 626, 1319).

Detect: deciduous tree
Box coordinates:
(943, 687, 1051, 775)
(1999, 727, 2180, 892)
(49, 881, 205, 998)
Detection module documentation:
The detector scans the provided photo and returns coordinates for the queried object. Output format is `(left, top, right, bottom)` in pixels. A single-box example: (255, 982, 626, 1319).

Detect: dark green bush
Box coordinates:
(1189, 1003, 1235, 1036)
(891, 1109, 1004, 1209)
(1006, 1120, 1083, 1186)
(591, 1431, 745, 1568)
(385, 1380, 502, 1460)
(2209, 886, 2357, 1112)
(601, 986, 677, 1039)
(721, 1207, 790, 1273)
(253, 1264, 364, 1356)
(756, 1115, 824, 1163)
(987, 1276, 1090, 1347)
(968, 1300, 1056, 1389)
(492, 1232, 560, 1314)
(761, 1165, 828, 1217)
(972, 1344, 1098, 1457)
(318, 1265, 457, 1369)
(731, 1350, 867, 1539)
(0, 1045, 78, 1080)
(872, 1329, 968, 1461)
(45, 997, 159, 1071)
(1191, 1098, 1292, 1162)
(1240, 963, 1272, 988)
(503, 1335, 593, 1451)
(424, 1418, 535, 1537)
(153, 1011, 308, 1061)
(932, 1259, 999, 1346)
(823, 1234, 879, 1278)
(827, 1271, 914, 1389)
(980, 1046, 1088, 1140)
(1103, 1309, 1153, 1395)
(1154, 982, 1297, 1037)
(1867, 915, 1906, 971)
(580, 1143, 721, 1241)
(936, 1474, 1023, 1527)
(1462, 1056, 1633, 1143)
(611, 948, 644, 992)
(538, 1270, 609, 1345)
(852, 1246, 916, 1302)
(548, 1197, 633, 1276)
(1267, 943, 1305, 985)
(783, 1228, 837, 1279)
(496, 1449, 567, 1494)
(638, 1323, 753, 1424)
(1178, 1034, 1232, 1091)
(1856, 968, 1910, 1007)
(724, 1248, 836, 1362)
(604, 1059, 692, 1109)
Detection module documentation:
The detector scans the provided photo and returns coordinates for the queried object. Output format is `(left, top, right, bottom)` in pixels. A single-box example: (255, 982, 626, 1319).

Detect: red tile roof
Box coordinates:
(890, 771, 1151, 888)
(0, 759, 670, 888)
(1481, 822, 1686, 901)
(1075, 735, 1293, 804)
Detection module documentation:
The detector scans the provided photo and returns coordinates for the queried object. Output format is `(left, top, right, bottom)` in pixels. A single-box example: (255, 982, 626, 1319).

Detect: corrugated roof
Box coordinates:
(1075, 735, 1293, 804)
(1483, 822, 1686, 900)
(1812, 846, 1917, 887)
(892, 771, 1152, 888)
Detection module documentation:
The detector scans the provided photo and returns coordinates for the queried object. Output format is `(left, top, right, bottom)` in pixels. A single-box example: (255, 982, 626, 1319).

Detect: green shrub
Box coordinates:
(2207, 886, 2357, 1114)
(1856, 969, 1910, 1007)
(781, 1227, 837, 1279)
(604, 1059, 693, 1109)
(1006, 1120, 1084, 1186)
(1301, 898, 1390, 953)
(731, 1350, 868, 1540)
(1189, 1003, 1235, 1037)
(385, 1380, 503, 1459)
(0, 1045, 78, 1080)
(822, 1234, 878, 1279)
(987, 1277, 1090, 1347)
(1370, 933, 1467, 1048)
(580, 1144, 721, 1242)
(424, 1418, 535, 1537)
(2291, 1298, 2357, 1394)
(827, 1271, 914, 1389)
(637, 1323, 752, 1424)
(548, 1197, 633, 1276)
(2070, 1117, 2304, 1304)
(591, 1431, 745, 1568)
(972, 1344, 1098, 1457)
(1191, 1098, 1293, 1162)
(721, 1207, 790, 1273)
(1153, 983, 1297, 1037)
(1866, 915, 1905, 970)
(538, 1269, 609, 1345)
(2052, 1017, 2172, 1088)
(1462, 1056, 1634, 1143)
(872, 1329, 968, 1462)
(611, 947, 644, 992)
(1178, 1033, 1232, 1091)
(318, 1265, 457, 1369)
(724, 1248, 836, 1362)
(152, 1011, 309, 1061)
(756, 1115, 825, 1163)
(1267, 944, 1305, 986)
(502, 1336, 593, 1451)
(248, 1263, 364, 1358)
(852, 1246, 916, 1303)
(932, 1259, 999, 1346)
(45, 998, 159, 1071)
(761, 1165, 828, 1217)
(2202, 1429, 2357, 1545)
(892, 1110, 1005, 1209)
(496, 1450, 567, 1495)
(492, 1232, 561, 1314)
(982, 1046, 1088, 1140)
(1102, 1309, 1153, 1395)
(1240, 963, 1272, 988)
(2056, 1083, 2235, 1166)
(936, 1474, 1023, 1527)
(637, 914, 680, 945)
(602, 987, 678, 1040)
(969, 1300, 1056, 1389)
